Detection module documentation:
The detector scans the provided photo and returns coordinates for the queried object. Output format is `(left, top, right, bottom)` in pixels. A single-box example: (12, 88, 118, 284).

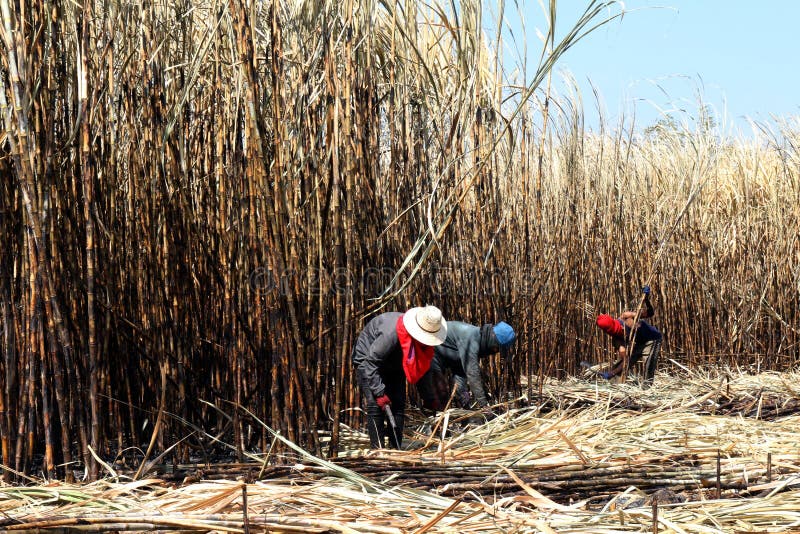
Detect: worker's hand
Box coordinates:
(599, 370, 614, 380)
(642, 285, 651, 295)
(376, 394, 391, 410)
(481, 405, 499, 420)
(465, 405, 497, 424)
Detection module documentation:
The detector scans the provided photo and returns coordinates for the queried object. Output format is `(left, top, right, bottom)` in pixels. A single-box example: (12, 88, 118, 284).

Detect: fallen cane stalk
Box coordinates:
(422, 383, 460, 450)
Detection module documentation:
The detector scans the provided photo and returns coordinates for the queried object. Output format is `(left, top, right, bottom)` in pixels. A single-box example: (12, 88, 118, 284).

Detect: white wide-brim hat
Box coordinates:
(403, 305, 447, 346)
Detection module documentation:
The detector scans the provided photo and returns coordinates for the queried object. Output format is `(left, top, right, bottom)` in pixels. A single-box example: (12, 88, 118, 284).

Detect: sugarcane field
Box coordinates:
(1, 0, 799, 532)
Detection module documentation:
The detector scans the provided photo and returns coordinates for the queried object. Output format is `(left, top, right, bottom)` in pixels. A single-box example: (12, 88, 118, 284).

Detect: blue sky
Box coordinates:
(503, 1, 800, 134)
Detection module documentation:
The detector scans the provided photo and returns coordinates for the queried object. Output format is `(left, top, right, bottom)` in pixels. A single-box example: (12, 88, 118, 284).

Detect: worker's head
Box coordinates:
(403, 305, 448, 346)
(479, 321, 516, 357)
(596, 314, 624, 338)
(494, 321, 516, 359)
(493, 321, 515, 347)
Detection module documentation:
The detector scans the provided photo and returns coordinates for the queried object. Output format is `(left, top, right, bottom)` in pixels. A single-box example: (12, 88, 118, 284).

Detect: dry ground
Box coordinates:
(2, 368, 800, 533)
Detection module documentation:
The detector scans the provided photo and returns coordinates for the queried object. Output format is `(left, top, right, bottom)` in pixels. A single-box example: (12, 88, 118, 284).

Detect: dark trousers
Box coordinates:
(622, 339, 662, 388)
(415, 369, 451, 411)
(356, 368, 406, 449)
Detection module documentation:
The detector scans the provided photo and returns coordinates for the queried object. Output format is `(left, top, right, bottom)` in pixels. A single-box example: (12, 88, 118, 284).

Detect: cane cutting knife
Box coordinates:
(383, 404, 397, 430)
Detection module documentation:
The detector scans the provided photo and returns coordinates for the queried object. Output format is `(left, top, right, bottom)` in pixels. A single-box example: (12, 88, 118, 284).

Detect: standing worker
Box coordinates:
(352, 305, 447, 449)
(417, 321, 516, 411)
(595, 286, 662, 387)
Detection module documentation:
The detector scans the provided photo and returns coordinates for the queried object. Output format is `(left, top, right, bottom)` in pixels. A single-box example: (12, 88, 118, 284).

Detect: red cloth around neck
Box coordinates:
(396, 315, 434, 384)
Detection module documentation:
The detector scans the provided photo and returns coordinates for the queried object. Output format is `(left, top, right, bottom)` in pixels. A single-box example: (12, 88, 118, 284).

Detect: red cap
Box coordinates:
(596, 314, 624, 337)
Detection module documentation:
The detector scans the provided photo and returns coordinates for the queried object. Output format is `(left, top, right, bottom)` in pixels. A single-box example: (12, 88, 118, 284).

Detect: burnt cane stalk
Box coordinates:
(79, 0, 100, 480)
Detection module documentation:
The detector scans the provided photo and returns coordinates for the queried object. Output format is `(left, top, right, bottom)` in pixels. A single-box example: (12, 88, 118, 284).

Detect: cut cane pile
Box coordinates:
(2, 368, 799, 533)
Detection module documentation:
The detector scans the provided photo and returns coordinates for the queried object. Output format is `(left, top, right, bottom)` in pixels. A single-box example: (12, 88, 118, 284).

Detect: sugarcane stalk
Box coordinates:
(38, 322, 54, 478)
(78, 3, 100, 479)
(1, 4, 77, 477)
(0, 289, 10, 477)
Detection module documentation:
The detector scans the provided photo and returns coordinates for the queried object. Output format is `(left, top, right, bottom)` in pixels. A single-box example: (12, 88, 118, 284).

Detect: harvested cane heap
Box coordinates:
(3, 368, 800, 533)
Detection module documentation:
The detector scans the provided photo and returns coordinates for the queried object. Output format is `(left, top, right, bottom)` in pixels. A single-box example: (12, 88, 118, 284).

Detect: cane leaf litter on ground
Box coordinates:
(2, 368, 800, 532)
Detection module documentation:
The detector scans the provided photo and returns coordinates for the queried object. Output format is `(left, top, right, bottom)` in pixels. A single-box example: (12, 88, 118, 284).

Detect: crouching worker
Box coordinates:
(417, 321, 516, 411)
(352, 306, 447, 449)
(595, 286, 662, 387)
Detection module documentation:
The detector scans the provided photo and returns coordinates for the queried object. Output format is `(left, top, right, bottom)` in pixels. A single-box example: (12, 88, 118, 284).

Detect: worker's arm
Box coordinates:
(602, 344, 628, 378)
(612, 345, 629, 376)
(641, 295, 654, 319)
(462, 338, 489, 408)
(619, 302, 653, 328)
(360, 330, 397, 397)
(640, 286, 654, 318)
(452, 373, 471, 407)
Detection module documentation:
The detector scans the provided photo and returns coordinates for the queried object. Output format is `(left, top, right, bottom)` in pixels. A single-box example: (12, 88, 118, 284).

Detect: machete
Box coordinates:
(383, 404, 401, 447)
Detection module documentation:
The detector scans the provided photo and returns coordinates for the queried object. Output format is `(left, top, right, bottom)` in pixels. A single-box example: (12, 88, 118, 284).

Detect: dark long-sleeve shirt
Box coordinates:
(624, 320, 662, 343)
(431, 321, 491, 407)
(618, 298, 661, 344)
(351, 312, 404, 397)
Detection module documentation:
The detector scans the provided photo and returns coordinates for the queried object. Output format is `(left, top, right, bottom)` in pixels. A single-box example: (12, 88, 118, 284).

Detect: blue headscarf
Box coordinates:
(493, 321, 516, 347)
